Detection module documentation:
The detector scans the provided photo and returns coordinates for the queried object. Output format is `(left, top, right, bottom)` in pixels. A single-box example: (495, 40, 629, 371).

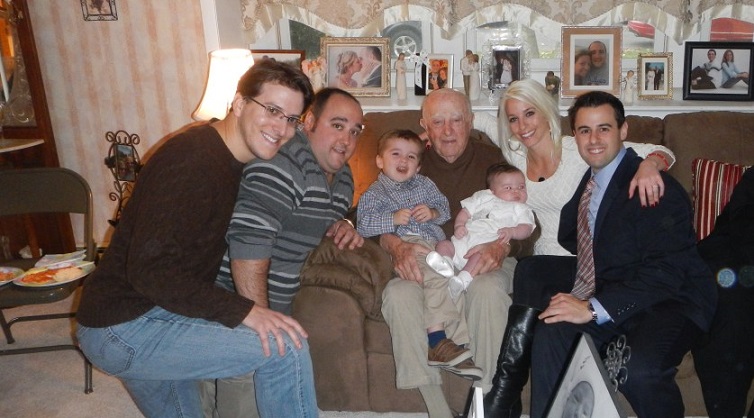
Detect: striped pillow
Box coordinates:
(692, 158, 751, 241)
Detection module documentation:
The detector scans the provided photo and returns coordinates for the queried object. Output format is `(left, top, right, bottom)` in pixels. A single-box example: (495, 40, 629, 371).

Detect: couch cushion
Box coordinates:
(300, 237, 394, 320)
(692, 158, 751, 241)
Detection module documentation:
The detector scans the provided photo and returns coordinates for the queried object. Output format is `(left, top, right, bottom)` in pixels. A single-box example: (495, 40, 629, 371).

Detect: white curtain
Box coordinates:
(240, 0, 754, 43)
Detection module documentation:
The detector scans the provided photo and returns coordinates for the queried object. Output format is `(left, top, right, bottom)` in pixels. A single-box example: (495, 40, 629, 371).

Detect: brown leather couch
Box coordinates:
(293, 109, 754, 416)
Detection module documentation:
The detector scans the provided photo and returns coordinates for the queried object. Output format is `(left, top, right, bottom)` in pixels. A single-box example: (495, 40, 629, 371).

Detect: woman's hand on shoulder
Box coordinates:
(630, 158, 666, 207)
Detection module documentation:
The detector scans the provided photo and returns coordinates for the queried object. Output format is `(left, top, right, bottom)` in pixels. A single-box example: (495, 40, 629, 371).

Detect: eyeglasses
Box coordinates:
(246, 97, 302, 128)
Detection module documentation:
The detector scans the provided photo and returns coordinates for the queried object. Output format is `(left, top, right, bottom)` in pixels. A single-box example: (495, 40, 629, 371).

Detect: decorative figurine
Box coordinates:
(622, 70, 636, 105)
(395, 53, 407, 100)
(469, 53, 481, 100)
(545, 71, 560, 97)
(460, 49, 473, 96)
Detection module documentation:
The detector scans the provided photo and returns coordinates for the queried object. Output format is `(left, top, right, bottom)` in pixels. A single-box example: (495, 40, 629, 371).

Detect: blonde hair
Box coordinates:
(498, 79, 562, 156)
(337, 51, 359, 75)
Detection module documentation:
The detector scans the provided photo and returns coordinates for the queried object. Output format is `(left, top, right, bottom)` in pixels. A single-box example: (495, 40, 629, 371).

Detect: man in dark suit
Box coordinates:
(360, 46, 383, 87)
(692, 168, 754, 418)
(525, 91, 716, 418)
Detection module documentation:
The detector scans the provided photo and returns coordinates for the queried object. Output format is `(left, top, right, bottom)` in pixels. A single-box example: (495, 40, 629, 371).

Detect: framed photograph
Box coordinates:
(682, 42, 754, 101)
(489, 46, 522, 90)
(544, 334, 626, 418)
(321, 37, 390, 97)
(426, 54, 454, 92)
(561, 26, 622, 98)
(81, 0, 117, 21)
(638, 53, 673, 100)
(251, 49, 305, 69)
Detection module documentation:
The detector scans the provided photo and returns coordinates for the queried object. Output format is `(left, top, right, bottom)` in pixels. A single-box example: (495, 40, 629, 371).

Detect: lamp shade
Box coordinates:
(192, 49, 255, 121)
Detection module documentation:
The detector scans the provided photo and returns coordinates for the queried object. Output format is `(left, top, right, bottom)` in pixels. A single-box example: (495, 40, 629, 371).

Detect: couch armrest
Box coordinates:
(300, 237, 394, 320)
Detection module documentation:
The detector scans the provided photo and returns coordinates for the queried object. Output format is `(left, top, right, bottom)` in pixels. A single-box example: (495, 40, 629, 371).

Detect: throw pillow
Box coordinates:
(692, 158, 751, 241)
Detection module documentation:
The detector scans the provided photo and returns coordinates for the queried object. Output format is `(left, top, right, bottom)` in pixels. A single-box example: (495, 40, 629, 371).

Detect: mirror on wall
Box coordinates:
(0, 0, 36, 127)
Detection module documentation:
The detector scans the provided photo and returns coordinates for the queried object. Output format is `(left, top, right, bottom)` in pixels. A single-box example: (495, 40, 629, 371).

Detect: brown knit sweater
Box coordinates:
(76, 124, 254, 328)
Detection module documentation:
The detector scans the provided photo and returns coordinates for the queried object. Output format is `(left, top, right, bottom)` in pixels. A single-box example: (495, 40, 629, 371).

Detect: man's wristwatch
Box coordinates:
(587, 302, 598, 322)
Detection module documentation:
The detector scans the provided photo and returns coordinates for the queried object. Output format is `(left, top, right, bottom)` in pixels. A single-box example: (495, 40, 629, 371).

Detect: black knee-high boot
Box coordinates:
(483, 305, 540, 418)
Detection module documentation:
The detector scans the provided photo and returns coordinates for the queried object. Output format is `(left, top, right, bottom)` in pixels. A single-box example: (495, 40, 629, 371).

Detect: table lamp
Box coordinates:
(192, 48, 255, 121)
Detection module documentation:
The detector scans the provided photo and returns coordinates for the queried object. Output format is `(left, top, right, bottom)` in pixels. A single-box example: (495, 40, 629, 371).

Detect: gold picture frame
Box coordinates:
(321, 37, 390, 97)
(561, 26, 622, 98)
(638, 53, 673, 100)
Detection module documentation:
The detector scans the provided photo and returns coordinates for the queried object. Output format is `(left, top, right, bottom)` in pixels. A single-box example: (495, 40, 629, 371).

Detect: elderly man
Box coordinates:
(203, 87, 366, 417)
(379, 88, 537, 417)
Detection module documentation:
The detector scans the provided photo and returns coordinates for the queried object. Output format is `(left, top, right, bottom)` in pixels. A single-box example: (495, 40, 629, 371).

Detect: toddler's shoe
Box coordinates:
(428, 338, 472, 368)
(426, 251, 455, 278)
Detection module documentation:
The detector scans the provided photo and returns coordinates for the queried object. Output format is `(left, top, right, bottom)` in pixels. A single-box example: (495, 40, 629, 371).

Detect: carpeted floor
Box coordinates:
(0, 289, 430, 418)
(0, 289, 707, 418)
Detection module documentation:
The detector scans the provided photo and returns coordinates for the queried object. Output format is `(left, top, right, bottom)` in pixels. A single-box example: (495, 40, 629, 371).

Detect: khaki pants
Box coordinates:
(199, 374, 258, 418)
(382, 255, 515, 393)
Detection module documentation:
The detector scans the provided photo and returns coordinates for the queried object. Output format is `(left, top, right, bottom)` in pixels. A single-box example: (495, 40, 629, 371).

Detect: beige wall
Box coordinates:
(27, 1, 208, 245)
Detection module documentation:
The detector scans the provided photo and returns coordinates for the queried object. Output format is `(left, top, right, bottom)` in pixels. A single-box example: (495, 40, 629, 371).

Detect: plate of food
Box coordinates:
(14, 261, 95, 288)
(0, 266, 24, 287)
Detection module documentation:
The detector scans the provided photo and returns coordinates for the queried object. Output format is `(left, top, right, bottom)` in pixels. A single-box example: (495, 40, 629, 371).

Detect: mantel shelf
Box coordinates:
(359, 88, 754, 118)
(0, 138, 44, 154)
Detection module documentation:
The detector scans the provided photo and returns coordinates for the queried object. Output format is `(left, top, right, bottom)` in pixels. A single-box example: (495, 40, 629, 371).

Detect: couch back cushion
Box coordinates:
(692, 158, 751, 241)
(664, 111, 754, 194)
(558, 115, 664, 145)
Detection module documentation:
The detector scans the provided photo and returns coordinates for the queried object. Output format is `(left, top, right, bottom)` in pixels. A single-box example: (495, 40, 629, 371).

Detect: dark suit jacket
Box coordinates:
(558, 148, 716, 331)
(362, 65, 382, 87)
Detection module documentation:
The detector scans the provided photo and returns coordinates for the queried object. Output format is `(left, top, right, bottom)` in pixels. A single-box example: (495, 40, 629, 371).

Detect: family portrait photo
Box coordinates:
(426, 54, 453, 91)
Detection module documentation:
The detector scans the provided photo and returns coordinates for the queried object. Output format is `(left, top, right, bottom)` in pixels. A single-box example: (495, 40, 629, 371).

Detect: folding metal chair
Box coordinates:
(0, 167, 96, 393)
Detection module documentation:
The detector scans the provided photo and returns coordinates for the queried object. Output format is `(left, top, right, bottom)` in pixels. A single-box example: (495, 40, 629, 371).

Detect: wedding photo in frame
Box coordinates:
(682, 41, 754, 101)
(561, 26, 622, 98)
(321, 37, 390, 97)
(426, 54, 454, 92)
(490, 45, 522, 90)
(251, 49, 305, 69)
(638, 53, 673, 100)
(545, 334, 626, 418)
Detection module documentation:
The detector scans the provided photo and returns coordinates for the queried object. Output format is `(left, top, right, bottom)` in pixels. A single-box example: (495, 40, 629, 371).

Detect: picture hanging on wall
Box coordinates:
(81, 0, 118, 21)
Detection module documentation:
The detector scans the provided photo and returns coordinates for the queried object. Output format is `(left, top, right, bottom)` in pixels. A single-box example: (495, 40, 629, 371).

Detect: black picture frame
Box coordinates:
(682, 41, 754, 101)
(81, 0, 117, 21)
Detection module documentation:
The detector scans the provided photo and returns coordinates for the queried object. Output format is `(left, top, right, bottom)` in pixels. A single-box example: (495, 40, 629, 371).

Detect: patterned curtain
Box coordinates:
(240, 0, 754, 43)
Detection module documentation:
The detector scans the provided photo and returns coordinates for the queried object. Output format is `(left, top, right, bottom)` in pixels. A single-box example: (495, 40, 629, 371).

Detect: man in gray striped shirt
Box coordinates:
(203, 88, 366, 417)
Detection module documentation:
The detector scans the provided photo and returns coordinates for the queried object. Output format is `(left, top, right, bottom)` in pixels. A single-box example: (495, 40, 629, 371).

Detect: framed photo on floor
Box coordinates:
(544, 334, 626, 418)
(561, 26, 622, 98)
(682, 41, 754, 101)
(321, 37, 390, 97)
(638, 53, 673, 100)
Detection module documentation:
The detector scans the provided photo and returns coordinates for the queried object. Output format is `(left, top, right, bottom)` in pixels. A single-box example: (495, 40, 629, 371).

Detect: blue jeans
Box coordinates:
(77, 306, 317, 418)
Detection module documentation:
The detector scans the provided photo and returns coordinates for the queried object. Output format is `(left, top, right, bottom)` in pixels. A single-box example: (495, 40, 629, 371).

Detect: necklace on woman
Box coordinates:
(526, 147, 560, 183)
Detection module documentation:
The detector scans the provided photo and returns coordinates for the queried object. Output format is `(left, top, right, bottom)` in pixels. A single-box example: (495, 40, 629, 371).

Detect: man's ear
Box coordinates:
(303, 111, 315, 131)
(620, 120, 629, 141)
(231, 93, 245, 117)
